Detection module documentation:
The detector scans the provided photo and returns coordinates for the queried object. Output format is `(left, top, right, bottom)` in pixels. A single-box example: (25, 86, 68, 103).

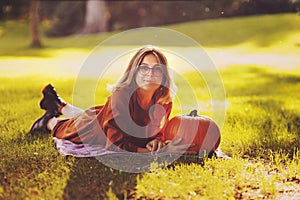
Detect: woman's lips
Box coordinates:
(144, 79, 155, 82)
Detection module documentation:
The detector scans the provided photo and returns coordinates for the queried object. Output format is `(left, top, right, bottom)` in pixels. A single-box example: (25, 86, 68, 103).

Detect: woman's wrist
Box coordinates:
(136, 147, 150, 153)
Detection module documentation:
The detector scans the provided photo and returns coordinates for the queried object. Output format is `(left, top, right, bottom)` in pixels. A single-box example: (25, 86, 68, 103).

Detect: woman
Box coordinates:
(30, 46, 189, 154)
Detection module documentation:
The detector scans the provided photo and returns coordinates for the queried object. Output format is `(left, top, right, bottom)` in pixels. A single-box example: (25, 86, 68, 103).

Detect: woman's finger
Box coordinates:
(164, 140, 171, 144)
(151, 140, 159, 154)
(146, 142, 153, 152)
(156, 141, 165, 153)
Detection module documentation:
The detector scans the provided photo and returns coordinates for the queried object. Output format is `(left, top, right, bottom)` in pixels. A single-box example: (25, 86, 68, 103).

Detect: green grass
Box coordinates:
(220, 66, 300, 158)
(1, 13, 300, 199)
(168, 14, 300, 47)
(0, 20, 112, 57)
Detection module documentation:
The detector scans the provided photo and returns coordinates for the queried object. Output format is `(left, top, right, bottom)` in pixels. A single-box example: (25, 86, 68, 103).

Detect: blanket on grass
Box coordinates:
(53, 137, 118, 157)
(53, 138, 231, 172)
(54, 137, 200, 172)
(54, 137, 229, 158)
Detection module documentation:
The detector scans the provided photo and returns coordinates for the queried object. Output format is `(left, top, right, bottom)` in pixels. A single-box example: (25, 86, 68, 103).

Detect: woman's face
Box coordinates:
(135, 54, 164, 93)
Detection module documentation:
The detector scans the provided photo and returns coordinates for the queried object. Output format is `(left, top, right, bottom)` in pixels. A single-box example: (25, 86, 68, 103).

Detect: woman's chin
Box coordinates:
(139, 84, 160, 92)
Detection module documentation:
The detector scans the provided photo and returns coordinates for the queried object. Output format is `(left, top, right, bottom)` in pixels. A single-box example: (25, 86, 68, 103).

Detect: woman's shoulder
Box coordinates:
(111, 87, 132, 99)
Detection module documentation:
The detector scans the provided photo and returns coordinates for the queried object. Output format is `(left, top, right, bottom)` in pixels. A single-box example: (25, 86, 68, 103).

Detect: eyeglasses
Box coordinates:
(137, 64, 164, 77)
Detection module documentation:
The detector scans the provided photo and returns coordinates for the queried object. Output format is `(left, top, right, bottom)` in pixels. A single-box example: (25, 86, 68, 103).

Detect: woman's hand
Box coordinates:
(146, 139, 166, 154)
(163, 138, 194, 153)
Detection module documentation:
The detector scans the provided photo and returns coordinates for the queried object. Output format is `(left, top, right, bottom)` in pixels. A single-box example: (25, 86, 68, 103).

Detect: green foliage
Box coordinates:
(44, 2, 86, 37)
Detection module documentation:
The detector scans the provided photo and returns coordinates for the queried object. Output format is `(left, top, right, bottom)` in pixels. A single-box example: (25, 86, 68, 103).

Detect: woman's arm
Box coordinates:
(139, 138, 194, 153)
(104, 118, 142, 152)
(103, 90, 172, 153)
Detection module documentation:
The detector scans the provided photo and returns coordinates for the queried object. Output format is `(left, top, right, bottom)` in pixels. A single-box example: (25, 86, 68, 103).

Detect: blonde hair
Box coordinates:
(112, 45, 177, 105)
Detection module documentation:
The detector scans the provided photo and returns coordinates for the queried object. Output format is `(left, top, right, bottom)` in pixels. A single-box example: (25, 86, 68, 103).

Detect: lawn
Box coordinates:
(1, 13, 300, 199)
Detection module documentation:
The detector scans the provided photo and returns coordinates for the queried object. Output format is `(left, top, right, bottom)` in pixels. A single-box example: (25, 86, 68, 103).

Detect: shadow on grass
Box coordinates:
(172, 14, 300, 47)
(2, 14, 300, 57)
(222, 65, 300, 97)
(61, 154, 207, 200)
(62, 158, 138, 199)
(0, 45, 90, 58)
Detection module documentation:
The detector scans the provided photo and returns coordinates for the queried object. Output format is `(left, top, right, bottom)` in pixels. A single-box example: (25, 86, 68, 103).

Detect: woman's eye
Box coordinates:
(141, 65, 149, 70)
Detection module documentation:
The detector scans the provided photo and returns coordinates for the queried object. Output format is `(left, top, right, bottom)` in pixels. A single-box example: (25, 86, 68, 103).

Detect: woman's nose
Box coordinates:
(147, 68, 155, 77)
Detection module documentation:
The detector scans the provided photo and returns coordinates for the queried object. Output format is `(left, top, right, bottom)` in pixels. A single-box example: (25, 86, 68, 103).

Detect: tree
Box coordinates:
(80, 0, 110, 34)
(44, 2, 85, 37)
(30, 1, 42, 47)
(0, 0, 6, 20)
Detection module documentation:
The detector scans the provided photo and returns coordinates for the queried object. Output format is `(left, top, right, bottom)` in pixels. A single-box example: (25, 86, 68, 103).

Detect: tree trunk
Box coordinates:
(80, 0, 110, 34)
(0, 0, 4, 20)
(30, 1, 42, 48)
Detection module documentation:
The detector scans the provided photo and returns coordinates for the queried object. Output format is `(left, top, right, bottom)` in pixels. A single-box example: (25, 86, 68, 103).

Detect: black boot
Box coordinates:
(29, 111, 56, 134)
(39, 84, 66, 117)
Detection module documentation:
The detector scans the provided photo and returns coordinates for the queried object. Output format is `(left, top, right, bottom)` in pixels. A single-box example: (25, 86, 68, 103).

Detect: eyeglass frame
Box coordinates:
(136, 63, 165, 77)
